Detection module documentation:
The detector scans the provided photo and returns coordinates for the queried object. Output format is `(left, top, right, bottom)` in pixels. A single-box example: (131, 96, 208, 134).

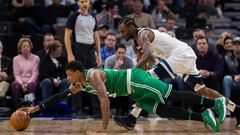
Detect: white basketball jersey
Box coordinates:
(138, 28, 197, 60)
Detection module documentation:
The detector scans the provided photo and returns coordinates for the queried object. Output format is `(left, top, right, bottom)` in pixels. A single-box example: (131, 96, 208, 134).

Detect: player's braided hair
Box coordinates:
(118, 17, 139, 28)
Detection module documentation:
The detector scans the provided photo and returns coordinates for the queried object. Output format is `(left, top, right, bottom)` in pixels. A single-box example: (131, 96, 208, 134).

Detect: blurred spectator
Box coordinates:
(118, 0, 134, 17)
(216, 31, 232, 57)
(101, 33, 116, 65)
(105, 44, 135, 70)
(205, 25, 216, 47)
(179, 0, 198, 19)
(149, 0, 178, 24)
(208, 0, 224, 18)
(11, 0, 47, 34)
(98, 24, 109, 47)
(120, 39, 136, 59)
(43, 0, 73, 33)
(163, 0, 180, 18)
(92, 0, 109, 13)
(222, 36, 233, 54)
(11, 38, 40, 109)
(44, 0, 76, 7)
(191, 28, 216, 53)
(11, 0, 26, 8)
(0, 0, 14, 21)
(195, 36, 223, 92)
(223, 37, 240, 99)
(197, 0, 218, 19)
(0, 41, 13, 97)
(127, 0, 156, 28)
(164, 18, 175, 32)
(64, 0, 101, 118)
(190, 28, 206, 47)
(158, 27, 167, 32)
(96, 1, 121, 33)
(39, 40, 68, 101)
(36, 33, 55, 60)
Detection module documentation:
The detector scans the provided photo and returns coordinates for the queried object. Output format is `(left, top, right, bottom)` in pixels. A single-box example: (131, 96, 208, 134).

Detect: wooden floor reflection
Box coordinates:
(0, 117, 239, 135)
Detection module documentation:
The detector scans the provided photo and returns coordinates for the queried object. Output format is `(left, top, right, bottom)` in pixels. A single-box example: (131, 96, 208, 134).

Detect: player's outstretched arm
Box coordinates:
(19, 84, 81, 114)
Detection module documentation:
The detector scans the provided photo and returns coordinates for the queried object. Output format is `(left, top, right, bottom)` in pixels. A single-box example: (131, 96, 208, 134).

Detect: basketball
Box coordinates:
(10, 110, 31, 131)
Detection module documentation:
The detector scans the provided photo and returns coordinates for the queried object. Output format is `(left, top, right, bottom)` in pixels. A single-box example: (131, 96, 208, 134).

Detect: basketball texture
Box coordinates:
(10, 110, 31, 131)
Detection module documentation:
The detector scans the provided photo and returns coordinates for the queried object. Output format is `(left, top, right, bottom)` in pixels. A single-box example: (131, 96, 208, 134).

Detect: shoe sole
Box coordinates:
(113, 116, 134, 130)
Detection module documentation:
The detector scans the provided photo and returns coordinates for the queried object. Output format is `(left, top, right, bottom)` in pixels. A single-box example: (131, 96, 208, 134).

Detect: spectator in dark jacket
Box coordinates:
(0, 40, 13, 97)
(223, 37, 240, 99)
(195, 36, 223, 92)
(39, 40, 68, 100)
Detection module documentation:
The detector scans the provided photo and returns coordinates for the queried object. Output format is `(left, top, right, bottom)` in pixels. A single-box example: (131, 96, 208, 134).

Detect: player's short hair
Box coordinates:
(66, 61, 84, 72)
(118, 17, 139, 28)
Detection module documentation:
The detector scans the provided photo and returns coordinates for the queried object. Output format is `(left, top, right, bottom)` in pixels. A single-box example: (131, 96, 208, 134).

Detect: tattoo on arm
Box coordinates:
(135, 30, 153, 69)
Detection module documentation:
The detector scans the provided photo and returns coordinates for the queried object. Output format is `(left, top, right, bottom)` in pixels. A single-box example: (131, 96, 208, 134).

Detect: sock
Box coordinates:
(226, 100, 236, 112)
(130, 106, 142, 118)
(201, 96, 215, 108)
(190, 111, 202, 121)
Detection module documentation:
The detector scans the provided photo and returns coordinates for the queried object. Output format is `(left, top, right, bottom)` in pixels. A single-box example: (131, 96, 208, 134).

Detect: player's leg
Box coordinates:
(155, 103, 219, 132)
(166, 90, 226, 124)
(183, 74, 240, 128)
(114, 60, 179, 130)
(131, 88, 222, 133)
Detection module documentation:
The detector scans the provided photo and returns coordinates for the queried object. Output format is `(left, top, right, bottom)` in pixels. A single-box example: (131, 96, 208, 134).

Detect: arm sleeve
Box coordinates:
(39, 89, 73, 110)
(93, 15, 98, 32)
(65, 12, 79, 30)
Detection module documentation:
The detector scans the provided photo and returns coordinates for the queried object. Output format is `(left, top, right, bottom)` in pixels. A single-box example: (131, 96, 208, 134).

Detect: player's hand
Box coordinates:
(17, 107, 30, 113)
(17, 107, 36, 115)
(67, 54, 75, 63)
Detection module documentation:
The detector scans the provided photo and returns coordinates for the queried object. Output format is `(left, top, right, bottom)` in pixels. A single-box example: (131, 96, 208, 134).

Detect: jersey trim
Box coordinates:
(153, 101, 159, 113)
(159, 60, 177, 78)
(164, 84, 172, 98)
(131, 81, 165, 104)
(127, 69, 132, 94)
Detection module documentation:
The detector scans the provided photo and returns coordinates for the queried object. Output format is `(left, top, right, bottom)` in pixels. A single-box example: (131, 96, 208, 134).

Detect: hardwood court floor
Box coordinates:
(0, 117, 239, 135)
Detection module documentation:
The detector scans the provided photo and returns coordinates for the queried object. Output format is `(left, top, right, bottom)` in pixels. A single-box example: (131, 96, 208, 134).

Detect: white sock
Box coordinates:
(227, 100, 236, 112)
(131, 106, 142, 118)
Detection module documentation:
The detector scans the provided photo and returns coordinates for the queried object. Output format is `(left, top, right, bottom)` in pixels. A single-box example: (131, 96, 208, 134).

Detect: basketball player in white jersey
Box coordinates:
(114, 17, 240, 130)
